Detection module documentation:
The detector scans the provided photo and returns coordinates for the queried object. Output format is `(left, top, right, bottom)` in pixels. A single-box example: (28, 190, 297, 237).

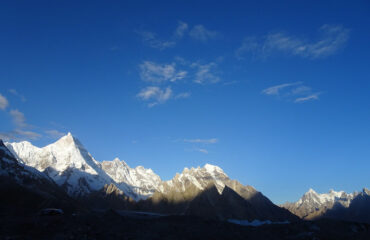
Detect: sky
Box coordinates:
(1, 0, 370, 204)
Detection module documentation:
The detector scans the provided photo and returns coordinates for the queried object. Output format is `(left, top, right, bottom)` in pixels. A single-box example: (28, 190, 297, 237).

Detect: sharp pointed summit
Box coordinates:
(5, 133, 114, 197)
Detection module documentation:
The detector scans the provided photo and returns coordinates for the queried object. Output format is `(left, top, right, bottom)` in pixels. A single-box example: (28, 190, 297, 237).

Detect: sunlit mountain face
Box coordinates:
(1, 135, 370, 239)
(1, 1, 370, 239)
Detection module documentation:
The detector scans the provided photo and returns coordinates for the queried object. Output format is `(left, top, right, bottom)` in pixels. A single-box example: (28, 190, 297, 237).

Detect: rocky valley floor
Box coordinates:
(1, 210, 370, 240)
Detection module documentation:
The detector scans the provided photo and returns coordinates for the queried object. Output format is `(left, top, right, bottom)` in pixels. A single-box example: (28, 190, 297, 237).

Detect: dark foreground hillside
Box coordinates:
(1, 210, 370, 240)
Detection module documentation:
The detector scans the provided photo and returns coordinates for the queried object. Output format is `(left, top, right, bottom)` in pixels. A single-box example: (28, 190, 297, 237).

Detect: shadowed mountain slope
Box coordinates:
(0, 140, 77, 214)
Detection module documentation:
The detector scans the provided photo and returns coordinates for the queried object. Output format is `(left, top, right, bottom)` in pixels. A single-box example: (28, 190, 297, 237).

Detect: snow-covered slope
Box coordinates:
(0, 139, 78, 213)
(101, 158, 161, 200)
(5, 134, 236, 201)
(297, 189, 354, 207)
(5, 133, 116, 197)
(144, 163, 297, 221)
(0, 139, 51, 184)
(159, 164, 230, 194)
(281, 188, 356, 219)
(5, 133, 161, 200)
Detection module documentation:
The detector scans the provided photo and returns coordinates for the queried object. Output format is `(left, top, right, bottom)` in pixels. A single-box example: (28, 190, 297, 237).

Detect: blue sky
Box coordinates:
(1, 0, 370, 203)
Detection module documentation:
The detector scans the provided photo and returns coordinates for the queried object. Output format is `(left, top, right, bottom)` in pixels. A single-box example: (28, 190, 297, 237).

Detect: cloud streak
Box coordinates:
(45, 129, 66, 139)
(137, 86, 173, 107)
(237, 24, 350, 59)
(8, 89, 26, 102)
(262, 82, 302, 95)
(0, 106, 42, 141)
(136, 31, 176, 50)
(262, 82, 322, 103)
(174, 21, 188, 39)
(189, 25, 219, 41)
(137, 57, 222, 107)
(196, 148, 208, 154)
(140, 61, 187, 83)
(0, 129, 41, 141)
(0, 94, 9, 110)
(294, 93, 321, 103)
(191, 62, 221, 84)
(10, 109, 27, 128)
(184, 138, 218, 144)
(137, 22, 220, 50)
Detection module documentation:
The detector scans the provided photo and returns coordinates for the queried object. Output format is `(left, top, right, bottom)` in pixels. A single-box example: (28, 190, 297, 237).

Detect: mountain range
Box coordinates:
(1, 133, 369, 224)
(281, 188, 370, 223)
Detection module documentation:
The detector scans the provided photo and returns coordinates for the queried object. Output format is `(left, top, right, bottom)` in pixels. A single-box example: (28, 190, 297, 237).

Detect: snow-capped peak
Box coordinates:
(101, 158, 161, 200)
(307, 188, 317, 194)
(52, 132, 84, 150)
(5, 133, 112, 196)
(160, 163, 229, 194)
(297, 188, 354, 207)
(204, 163, 225, 174)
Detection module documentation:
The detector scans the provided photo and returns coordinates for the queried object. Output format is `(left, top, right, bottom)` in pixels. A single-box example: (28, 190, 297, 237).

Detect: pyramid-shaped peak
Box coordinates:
(58, 132, 74, 141)
(52, 132, 86, 150)
(307, 188, 318, 194)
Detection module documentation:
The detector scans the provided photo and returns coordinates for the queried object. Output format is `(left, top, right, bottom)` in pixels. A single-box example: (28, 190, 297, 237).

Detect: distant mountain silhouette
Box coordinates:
(322, 188, 370, 223)
(282, 188, 370, 224)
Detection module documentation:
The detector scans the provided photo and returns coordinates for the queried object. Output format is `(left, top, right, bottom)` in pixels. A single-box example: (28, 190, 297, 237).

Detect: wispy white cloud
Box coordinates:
(0, 132, 14, 141)
(189, 25, 219, 41)
(0, 108, 42, 141)
(294, 93, 321, 103)
(0, 94, 9, 110)
(223, 80, 239, 86)
(291, 86, 311, 95)
(235, 37, 260, 60)
(183, 138, 219, 154)
(174, 21, 188, 39)
(138, 22, 219, 49)
(10, 109, 27, 128)
(45, 129, 66, 139)
(8, 89, 26, 102)
(184, 138, 218, 144)
(196, 148, 208, 154)
(136, 30, 176, 50)
(263, 82, 322, 103)
(13, 129, 41, 140)
(262, 82, 302, 95)
(0, 129, 41, 141)
(191, 62, 220, 84)
(140, 61, 187, 83)
(137, 86, 173, 107)
(174, 92, 191, 99)
(237, 24, 350, 59)
(137, 57, 222, 106)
